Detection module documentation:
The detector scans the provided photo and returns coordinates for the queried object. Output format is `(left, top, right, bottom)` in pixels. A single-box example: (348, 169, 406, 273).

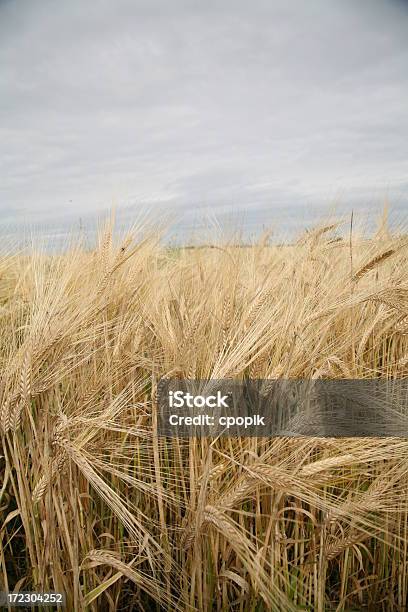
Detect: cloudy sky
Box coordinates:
(1, 0, 407, 232)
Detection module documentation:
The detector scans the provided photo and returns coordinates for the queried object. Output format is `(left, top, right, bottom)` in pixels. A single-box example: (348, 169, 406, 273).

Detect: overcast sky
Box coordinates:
(1, 0, 407, 230)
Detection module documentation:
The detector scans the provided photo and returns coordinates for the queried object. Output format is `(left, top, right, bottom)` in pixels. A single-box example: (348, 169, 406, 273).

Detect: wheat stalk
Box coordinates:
(352, 248, 395, 281)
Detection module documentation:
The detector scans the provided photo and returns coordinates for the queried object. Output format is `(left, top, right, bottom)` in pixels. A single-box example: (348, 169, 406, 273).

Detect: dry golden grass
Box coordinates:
(1, 218, 408, 610)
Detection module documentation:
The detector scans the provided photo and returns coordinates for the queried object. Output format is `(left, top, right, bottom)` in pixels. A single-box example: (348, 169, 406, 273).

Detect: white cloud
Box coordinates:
(0, 0, 407, 228)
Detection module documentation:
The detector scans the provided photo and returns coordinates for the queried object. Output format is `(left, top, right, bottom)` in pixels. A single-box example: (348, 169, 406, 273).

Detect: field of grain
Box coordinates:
(1, 218, 408, 611)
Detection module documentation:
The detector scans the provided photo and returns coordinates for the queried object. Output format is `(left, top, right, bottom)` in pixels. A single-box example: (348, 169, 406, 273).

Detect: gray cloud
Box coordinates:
(0, 0, 407, 230)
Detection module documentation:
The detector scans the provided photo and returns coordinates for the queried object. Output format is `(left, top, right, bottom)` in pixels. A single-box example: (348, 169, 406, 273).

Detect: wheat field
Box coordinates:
(1, 217, 408, 611)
